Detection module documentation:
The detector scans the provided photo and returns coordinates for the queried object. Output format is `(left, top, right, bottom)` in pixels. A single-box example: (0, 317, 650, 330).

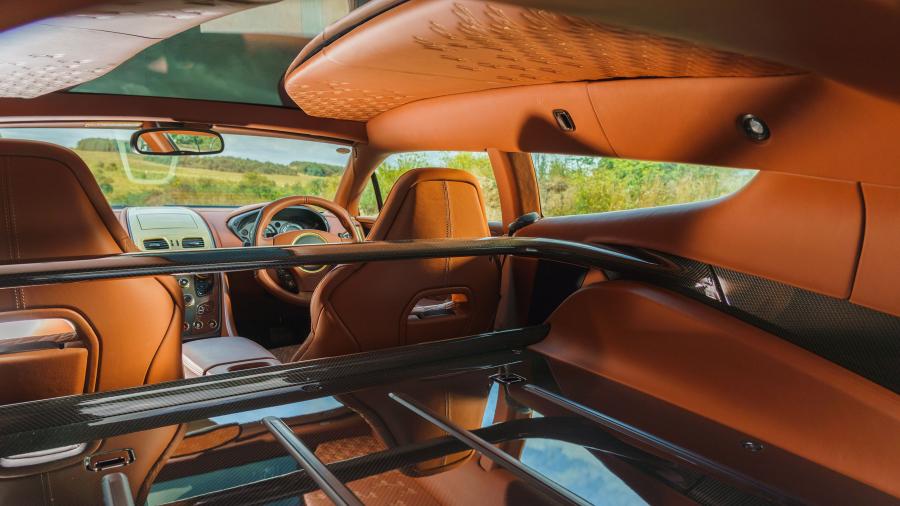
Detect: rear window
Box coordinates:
(359, 151, 500, 221)
(532, 154, 757, 217)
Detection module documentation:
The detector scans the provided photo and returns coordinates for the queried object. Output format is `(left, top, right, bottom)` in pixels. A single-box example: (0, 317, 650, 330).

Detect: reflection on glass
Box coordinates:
(210, 396, 343, 425)
(71, 0, 366, 106)
(521, 438, 649, 506)
(148, 455, 300, 505)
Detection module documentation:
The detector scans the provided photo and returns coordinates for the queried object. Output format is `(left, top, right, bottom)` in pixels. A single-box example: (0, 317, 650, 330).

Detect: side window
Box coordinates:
(532, 154, 757, 217)
(359, 151, 501, 221)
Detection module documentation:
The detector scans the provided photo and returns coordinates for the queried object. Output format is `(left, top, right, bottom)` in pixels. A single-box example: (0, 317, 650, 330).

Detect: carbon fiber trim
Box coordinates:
(0, 237, 673, 289)
(626, 252, 900, 394)
(0, 326, 547, 456)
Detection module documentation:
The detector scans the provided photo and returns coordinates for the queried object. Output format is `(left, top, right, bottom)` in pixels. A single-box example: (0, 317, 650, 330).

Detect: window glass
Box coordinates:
(71, 0, 371, 106)
(0, 127, 351, 206)
(532, 154, 757, 217)
(359, 151, 501, 221)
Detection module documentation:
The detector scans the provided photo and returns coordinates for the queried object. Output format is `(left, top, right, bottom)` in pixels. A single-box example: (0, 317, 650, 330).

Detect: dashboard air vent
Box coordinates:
(143, 239, 169, 250)
(182, 237, 206, 249)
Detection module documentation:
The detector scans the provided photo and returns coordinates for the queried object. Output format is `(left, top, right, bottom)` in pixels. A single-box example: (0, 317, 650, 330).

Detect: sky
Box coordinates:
(0, 128, 351, 166)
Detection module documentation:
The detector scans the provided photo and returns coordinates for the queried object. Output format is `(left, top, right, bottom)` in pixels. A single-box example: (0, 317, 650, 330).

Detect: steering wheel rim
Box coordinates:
(253, 195, 362, 305)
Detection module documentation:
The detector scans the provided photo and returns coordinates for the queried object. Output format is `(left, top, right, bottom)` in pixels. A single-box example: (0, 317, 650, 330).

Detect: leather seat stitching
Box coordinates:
(0, 163, 20, 310)
(442, 180, 451, 287)
(7, 162, 25, 309)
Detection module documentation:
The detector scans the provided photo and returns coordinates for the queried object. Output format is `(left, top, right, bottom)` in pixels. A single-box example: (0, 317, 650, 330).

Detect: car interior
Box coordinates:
(0, 0, 898, 505)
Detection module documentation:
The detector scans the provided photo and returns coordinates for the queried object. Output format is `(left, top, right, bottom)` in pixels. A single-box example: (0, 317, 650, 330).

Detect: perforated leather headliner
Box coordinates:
(284, 0, 794, 121)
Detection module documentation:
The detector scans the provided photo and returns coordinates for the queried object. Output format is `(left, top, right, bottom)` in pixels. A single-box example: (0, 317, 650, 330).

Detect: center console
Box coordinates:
(124, 207, 223, 338)
(125, 206, 280, 378)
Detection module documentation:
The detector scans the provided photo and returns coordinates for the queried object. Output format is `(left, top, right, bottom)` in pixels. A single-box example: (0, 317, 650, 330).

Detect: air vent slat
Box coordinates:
(143, 239, 169, 251)
(182, 237, 205, 249)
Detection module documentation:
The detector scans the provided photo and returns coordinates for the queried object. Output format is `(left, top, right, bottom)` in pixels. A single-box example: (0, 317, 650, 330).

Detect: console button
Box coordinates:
(178, 277, 190, 288)
(193, 321, 204, 330)
(182, 322, 190, 332)
(197, 304, 208, 315)
(183, 294, 194, 306)
(208, 320, 218, 330)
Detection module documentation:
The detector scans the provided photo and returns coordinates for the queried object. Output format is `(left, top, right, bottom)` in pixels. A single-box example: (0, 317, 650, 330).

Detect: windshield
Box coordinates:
(0, 127, 351, 206)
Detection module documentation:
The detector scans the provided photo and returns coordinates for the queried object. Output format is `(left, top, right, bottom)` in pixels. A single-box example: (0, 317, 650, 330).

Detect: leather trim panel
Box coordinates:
(531, 281, 900, 498)
(518, 171, 863, 298)
(851, 184, 900, 316)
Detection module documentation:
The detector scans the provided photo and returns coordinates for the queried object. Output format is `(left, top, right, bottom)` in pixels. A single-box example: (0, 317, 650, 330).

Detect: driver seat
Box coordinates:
(293, 168, 500, 360)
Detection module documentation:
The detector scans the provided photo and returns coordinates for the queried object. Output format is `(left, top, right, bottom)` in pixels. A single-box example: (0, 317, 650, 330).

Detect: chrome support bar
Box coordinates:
(388, 392, 590, 506)
(263, 416, 363, 506)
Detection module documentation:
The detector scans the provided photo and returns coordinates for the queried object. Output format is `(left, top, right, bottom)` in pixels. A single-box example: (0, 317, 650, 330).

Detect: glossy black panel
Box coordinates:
(0, 339, 892, 506)
(621, 249, 900, 393)
(0, 326, 547, 456)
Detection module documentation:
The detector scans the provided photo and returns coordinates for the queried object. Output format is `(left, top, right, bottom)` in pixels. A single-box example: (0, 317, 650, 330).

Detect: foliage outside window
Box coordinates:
(0, 128, 350, 206)
(532, 154, 757, 216)
(359, 152, 501, 221)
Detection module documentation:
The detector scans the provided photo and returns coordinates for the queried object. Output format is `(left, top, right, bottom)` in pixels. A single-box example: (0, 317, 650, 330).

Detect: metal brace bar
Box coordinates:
(263, 416, 363, 506)
(388, 392, 590, 506)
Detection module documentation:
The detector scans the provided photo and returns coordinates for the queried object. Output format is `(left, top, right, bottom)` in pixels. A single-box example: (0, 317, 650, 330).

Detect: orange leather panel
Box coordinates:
(367, 81, 615, 154)
(284, 0, 790, 121)
(0, 424, 184, 505)
(506, 0, 900, 101)
(195, 208, 241, 248)
(851, 184, 900, 316)
(590, 75, 900, 186)
(369, 74, 900, 187)
(519, 171, 863, 298)
(0, 139, 182, 399)
(0, 348, 87, 404)
(531, 281, 900, 498)
(297, 168, 499, 360)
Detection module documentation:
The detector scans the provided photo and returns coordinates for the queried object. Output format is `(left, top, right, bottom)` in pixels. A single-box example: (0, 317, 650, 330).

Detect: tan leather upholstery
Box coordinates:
(182, 336, 280, 377)
(532, 280, 900, 500)
(294, 168, 500, 360)
(0, 139, 183, 403)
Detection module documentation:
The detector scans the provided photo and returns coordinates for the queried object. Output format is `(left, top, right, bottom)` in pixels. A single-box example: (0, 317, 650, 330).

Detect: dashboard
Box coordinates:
(125, 206, 224, 340)
(227, 206, 330, 245)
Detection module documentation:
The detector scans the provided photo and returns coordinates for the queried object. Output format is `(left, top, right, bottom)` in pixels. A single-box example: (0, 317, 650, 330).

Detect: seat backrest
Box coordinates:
(0, 140, 183, 404)
(296, 168, 500, 360)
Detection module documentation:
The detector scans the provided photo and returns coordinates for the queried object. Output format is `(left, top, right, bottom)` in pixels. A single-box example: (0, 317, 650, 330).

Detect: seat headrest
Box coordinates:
(0, 139, 133, 262)
(367, 167, 490, 241)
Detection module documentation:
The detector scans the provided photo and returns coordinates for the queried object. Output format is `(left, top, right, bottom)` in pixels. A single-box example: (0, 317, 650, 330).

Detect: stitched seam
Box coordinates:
(442, 180, 451, 287)
(143, 298, 180, 384)
(1, 164, 18, 310)
(8, 165, 24, 309)
(139, 277, 183, 386)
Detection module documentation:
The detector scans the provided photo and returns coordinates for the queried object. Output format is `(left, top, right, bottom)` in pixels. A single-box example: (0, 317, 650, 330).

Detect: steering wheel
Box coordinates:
(253, 196, 363, 305)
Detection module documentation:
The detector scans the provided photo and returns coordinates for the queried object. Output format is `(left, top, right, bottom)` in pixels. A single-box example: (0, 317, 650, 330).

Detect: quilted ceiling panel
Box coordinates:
(285, 0, 793, 121)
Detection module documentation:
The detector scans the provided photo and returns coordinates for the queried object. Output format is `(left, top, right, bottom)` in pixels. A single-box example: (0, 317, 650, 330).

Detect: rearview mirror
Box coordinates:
(131, 128, 224, 156)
